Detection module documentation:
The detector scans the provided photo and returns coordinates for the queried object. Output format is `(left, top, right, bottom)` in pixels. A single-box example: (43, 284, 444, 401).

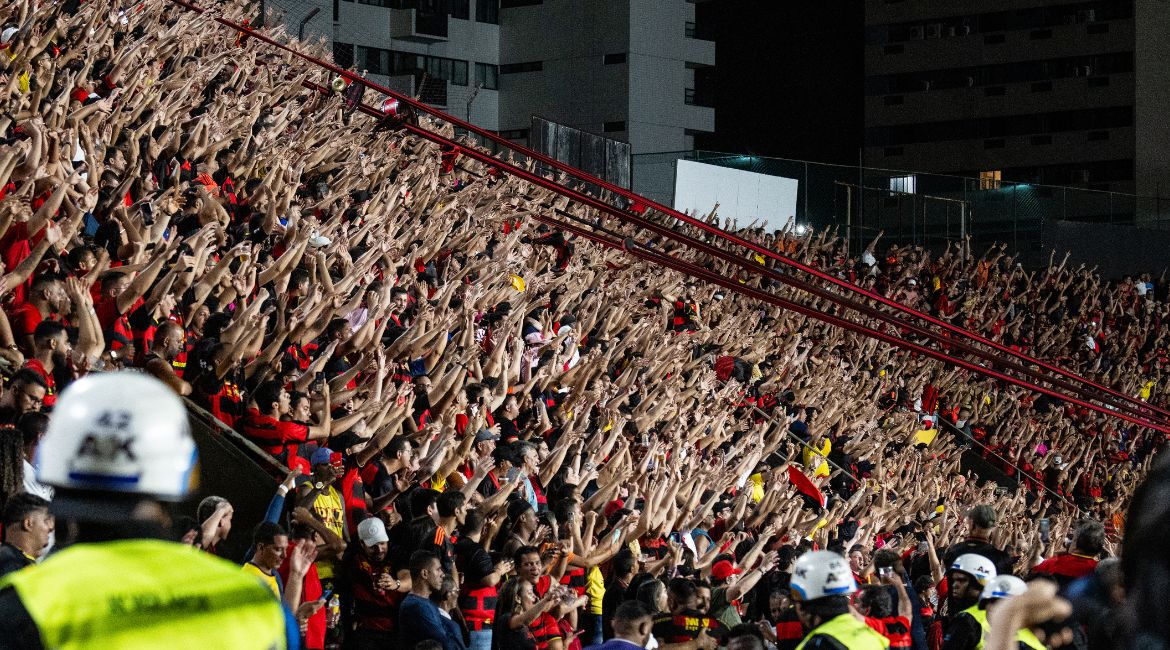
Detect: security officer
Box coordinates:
(790, 550, 889, 649)
(942, 575, 1044, 650)
(941, 552, 998, 649)
(0, 372, 301, 649)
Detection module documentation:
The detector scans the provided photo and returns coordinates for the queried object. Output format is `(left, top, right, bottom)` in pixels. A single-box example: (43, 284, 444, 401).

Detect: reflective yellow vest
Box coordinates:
(796, 613, 890, 650)
(962, 604, 1045, 650)
(0, 539, 290, 650)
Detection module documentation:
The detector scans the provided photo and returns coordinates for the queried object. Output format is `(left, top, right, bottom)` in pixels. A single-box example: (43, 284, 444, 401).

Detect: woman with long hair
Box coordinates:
(491, 577, 558, 650)
(0, 426, 27, 509)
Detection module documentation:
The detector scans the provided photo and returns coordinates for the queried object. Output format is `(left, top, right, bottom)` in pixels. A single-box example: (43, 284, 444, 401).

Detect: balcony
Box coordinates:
(389, 1, 448, 42)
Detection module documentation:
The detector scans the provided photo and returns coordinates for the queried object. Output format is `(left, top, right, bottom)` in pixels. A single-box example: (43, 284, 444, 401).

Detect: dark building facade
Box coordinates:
(865, 0, 1170, 222)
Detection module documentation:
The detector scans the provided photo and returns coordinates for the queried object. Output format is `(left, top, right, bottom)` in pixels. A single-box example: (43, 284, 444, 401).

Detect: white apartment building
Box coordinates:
(270, 0, 714, 159)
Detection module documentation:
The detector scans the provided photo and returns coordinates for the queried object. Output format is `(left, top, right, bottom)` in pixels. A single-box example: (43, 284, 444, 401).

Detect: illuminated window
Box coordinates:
(980, 170, 1002, 190)
(889, 174, 916, 194)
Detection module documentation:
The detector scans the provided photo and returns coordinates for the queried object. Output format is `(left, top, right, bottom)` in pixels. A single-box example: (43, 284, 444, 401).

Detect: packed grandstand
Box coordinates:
(0, 1, 1164, 649)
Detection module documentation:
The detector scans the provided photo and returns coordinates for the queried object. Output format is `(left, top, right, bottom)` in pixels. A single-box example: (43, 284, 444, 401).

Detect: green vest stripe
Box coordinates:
(0, 539, 288, 650)
(962, 603, 1046, 650)
(795, 613, 891, 650)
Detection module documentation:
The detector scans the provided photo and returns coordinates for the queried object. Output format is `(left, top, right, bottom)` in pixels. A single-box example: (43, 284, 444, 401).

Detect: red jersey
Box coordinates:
(1031, 553, 1098, 587)
(278, 539, 325, 649)
(240, 408, 310, 466)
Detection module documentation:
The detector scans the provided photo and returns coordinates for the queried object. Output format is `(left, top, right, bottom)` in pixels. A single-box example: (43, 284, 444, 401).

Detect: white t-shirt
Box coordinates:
(23, 460, 53, 501)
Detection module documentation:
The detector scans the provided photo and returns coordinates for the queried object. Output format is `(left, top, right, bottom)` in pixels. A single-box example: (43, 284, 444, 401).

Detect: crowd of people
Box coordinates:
(0, 0, 1167, 649)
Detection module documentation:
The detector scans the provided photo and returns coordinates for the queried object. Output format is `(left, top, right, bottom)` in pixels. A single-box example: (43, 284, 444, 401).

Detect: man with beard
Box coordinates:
(0, 369, 48, 425)
(22, 322, 71, 408)
(142, 320, 192, 396)
(349, 516, 412, 649)
(8, 274, 69, 354)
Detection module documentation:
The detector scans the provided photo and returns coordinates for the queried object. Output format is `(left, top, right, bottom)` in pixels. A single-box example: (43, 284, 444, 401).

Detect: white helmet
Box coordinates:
(982, 575, 1027, 601)
(949, 553, 997, 586)
(790, 550, 858, 601)
(37, 372, 198, 501)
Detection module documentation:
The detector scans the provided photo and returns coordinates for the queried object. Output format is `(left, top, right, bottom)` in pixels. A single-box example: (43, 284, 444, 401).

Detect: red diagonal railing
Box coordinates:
(161, 0, 1170, 432)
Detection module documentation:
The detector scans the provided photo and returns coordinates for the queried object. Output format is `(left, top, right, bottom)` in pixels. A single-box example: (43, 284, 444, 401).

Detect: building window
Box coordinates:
(350, 45, 469, 85)
(889, 174, 916, 194)
(499, 128, 530, 140)
(451, 0, 470, 18)
(500, 61, 542, 74)
(476, 0, 498, 23)
(685, 21, 696, 38)
(501, 0, 541, 6)
(603, 121, 626, 132)
(603, 52, 626, 65)
(334, 42, 355, 69)
(684, 88, 696, 105)
(979, 170, 1002, 190)
(426, 57, 469, 85)
(475, 63, 499, 89)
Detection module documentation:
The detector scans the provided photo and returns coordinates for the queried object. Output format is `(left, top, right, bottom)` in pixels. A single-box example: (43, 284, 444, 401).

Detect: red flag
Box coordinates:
(788, 465, 826, 509)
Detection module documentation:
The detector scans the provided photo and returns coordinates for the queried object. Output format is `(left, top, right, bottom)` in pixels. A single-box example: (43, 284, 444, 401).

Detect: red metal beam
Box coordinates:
(164, 1, 1169, 432)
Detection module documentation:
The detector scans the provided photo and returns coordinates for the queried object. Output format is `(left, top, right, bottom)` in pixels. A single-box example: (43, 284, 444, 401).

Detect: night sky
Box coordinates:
(694, 1, 864, 166)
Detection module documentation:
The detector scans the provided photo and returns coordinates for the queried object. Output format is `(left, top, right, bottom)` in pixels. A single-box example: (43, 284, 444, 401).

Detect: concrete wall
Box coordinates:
(499, 0, 713, 155)
(498, 0, 631, 136)
(628, 0, 713, 153)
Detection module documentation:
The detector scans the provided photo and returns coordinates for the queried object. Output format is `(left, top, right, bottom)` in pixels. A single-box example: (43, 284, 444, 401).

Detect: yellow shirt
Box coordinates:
(586, 566, 605, 614)
(312, 487, 345, 580)
(803, 439, 832, 478)
(748, 473, 765, 503)
(912, 428, 938, 446)
(242, 562, 281, 600)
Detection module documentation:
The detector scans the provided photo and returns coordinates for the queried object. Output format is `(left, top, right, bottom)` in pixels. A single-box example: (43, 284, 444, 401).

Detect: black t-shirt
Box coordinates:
(366, 463, 397, 500)
(601, 577, 629, 640)
(652, 609, 724, 644)
(491, 618, 537, 650)
(454, 537, 494, 585)
(940, 611, 982, 650)
(0, 544, 34, 578)
(408, 517, 454, 573)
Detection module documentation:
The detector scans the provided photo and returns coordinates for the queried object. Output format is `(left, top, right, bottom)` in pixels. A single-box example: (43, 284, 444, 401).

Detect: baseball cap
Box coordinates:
(358, 517, 389, 546)
(711, 560, 742, 581)
(474, 428, 499, 443)
(310, 447, 335, 467)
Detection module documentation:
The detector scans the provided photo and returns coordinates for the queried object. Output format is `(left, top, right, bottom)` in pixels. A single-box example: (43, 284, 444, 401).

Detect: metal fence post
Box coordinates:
(804, 161, 809, 226)
(1012, 185, 1018, 250)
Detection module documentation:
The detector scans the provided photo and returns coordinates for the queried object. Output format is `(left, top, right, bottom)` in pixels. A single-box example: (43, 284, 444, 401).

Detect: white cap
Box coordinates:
(1, 27, 18, 45)
(983, 575, 1027, 601)
(789, 550, 858, 601)
(309, 234, 332, 248)
(37, 372, 197, 502)
(949, 553, 997, 586)
(358, 517, 389, 546)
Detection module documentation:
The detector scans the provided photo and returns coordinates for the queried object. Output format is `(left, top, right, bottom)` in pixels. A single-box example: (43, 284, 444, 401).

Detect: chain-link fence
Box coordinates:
(634, 150, 1170, 257)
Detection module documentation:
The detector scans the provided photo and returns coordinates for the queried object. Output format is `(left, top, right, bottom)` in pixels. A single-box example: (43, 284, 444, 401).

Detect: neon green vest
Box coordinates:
(796, 613, 891, 650)
(0, 539, 288, 650)
(962, 605, 1045, 650)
